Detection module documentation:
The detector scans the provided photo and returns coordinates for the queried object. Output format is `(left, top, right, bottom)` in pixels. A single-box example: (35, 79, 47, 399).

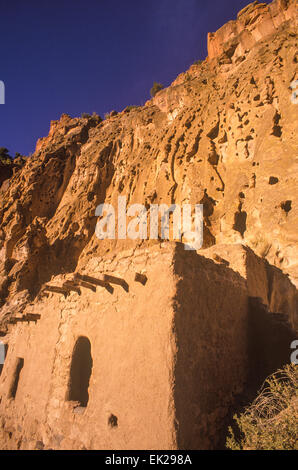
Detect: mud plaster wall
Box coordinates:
(172, 246, 249, 450)
(0, 244, 178, 450)
(0, 243, 296, 450)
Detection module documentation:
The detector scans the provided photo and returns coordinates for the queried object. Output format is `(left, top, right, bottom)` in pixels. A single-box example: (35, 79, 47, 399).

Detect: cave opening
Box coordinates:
(233, 210, 247, 238)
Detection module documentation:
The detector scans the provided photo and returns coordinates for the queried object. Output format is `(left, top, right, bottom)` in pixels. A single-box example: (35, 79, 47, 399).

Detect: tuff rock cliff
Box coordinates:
(0, 0, 297, 333)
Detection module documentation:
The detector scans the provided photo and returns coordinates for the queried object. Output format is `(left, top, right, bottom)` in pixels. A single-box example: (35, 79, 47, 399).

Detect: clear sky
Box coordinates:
(0, 0, 269, 157)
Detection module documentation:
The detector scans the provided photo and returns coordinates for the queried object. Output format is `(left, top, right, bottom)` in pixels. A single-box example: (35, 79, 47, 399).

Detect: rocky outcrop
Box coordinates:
(207, 0, 297, 61)
(0, 0, 297, 451)
(0, 157, 26, 190)
(0, 0, 297, 329)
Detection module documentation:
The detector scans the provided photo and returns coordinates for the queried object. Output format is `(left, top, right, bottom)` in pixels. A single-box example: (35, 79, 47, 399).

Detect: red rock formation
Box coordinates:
(208, 0, 297, 61)
(0, 0, 297, 450)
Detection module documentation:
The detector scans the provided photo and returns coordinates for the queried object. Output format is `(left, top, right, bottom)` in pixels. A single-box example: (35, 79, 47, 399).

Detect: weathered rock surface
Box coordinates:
(0, 0, 297, 450)
(1, 0, 297, 327)
(0, 157, 25, 190)
(208, 0, 297, 60)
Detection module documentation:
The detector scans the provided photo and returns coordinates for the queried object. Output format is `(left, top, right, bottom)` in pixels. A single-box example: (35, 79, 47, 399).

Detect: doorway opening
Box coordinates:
(8, 357, 24, 399)
(67, 336, 93, 407)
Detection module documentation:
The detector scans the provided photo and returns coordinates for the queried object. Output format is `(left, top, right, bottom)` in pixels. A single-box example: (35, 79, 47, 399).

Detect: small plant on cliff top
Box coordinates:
(123, 105, 139, 113)
(150, 81, 164, 98)
(81, 112, 91, 119)
(81, 112, 102, 124)
(105, 111, 117, 119)
(226, 365, 298, 450)
(0, 147, 12, 164)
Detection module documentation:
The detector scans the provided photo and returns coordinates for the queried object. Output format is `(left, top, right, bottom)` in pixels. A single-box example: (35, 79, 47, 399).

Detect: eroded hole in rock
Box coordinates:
(35, 440, 44, 450)
(108, 414, 118, 428)
(206, 120, 220, 140)
(4, 258, 17, 274)
(87, 192, 95, 202)
(8, 357, 24, 399)
(67, 336, 93, 408)
(200, 190, 216, 220)
(272, 111, 282, 137)
(281, 200, 292, 214)
(208, 152, 219, 166)
(233, 210, 247, 238)
(250, 77, 256, 85)
(269, 177, 279, 185)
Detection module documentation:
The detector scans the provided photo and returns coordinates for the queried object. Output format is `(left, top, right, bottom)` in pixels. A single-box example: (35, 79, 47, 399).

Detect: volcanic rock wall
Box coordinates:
(0, 1, 297, 332)
(207, 0, 297, 60)
(0, 0, 297, 450)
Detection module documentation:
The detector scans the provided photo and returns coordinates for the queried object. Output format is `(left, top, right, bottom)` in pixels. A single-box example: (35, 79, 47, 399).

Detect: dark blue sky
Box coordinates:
(0, 0, 269, 156)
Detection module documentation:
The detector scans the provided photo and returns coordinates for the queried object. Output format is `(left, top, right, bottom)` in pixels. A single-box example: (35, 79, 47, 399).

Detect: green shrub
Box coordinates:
(123, 105, 138, 113)
(226, 365, 298, 450)
(0, 147, 12, 164)
(81, 112, 102, 124)
(105, 110, 119, 119)
(150, 82, 164, 98)
(91, 112, 102, 123)
(193, 59, 203, 66)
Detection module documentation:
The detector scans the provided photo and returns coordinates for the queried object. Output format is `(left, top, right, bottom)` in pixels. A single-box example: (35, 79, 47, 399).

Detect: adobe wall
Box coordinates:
(201, 244, 298, 331)
(200, 243, 297, 395)
(0, 242, 296, 450)
(172, 246, 249, 449)
(0, 243, 178, 450)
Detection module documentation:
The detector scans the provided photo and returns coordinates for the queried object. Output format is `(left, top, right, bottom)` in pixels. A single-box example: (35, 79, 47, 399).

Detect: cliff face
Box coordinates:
(0, 0, 297, 330)
(0, 0, 297, 452)
(0, 157, 25, 190)
(207, 0, 297, 60)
